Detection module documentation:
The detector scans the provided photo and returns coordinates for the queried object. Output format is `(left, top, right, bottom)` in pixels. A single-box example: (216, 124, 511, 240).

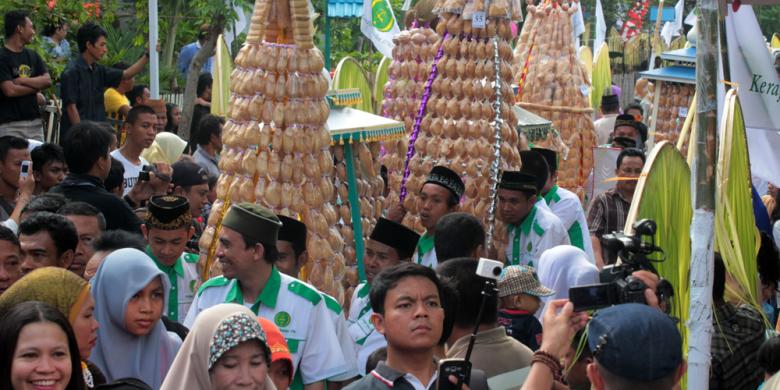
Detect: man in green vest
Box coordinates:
(184, 203, 347, 390)
(141, 195, 199, 322)
(532, 147, 595, 261)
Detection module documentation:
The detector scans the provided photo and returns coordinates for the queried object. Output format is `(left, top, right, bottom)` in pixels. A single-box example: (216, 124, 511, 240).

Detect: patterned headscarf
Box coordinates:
(161, 304, 274, 390)
(0, 267, 89, 323)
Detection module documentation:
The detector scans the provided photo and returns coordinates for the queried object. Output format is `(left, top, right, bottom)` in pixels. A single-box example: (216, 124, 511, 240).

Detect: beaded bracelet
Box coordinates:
(531, 350, 563, 382)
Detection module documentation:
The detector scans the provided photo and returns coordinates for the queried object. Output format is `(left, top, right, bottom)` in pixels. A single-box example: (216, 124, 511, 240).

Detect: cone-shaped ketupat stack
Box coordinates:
(514, 0, 595, 197)
(381, 28, 438, 188)
(390, 0, 523, 240)
(198, 0, 347, 303)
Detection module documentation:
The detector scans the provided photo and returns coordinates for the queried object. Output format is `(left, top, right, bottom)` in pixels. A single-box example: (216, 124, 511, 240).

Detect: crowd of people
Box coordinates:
(2, 8, 780, 390)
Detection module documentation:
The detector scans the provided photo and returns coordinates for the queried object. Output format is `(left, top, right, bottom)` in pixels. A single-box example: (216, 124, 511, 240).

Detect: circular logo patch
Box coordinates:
(371, 0, 395, 32)
(274, 311, 292, 328)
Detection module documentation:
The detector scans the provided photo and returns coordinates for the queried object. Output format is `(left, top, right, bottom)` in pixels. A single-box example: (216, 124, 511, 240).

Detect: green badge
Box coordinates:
(527, 242, 533, 251)
(371, 0, 395, 32)
(189, 280, 198, 294)
(274, 311, 292, 328)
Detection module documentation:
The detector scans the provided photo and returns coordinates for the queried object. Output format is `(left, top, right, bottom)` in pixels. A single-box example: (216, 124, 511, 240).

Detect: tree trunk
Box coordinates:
(162, 0, 184, 68)
(179, 17, 225, 143)
(686, 0, 719, 388)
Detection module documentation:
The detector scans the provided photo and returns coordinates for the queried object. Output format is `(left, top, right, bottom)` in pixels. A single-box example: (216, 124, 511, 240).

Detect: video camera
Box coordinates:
(570, 219, 674, 312)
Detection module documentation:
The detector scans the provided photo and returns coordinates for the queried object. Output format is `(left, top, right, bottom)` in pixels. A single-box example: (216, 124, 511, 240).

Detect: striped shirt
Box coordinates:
(587, 188, 631, 265)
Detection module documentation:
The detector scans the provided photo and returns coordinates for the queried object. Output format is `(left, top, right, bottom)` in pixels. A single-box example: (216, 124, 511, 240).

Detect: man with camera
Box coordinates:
(498, 170, 569, 267)
(111, 105, 170, 197)
(438, 258, 534, 384)
(588, 148, 646, 268)
(345, 262, 486, 390)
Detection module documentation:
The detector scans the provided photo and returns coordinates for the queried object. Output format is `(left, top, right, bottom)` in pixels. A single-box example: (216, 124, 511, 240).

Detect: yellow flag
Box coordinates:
(211, 34, 232, 117)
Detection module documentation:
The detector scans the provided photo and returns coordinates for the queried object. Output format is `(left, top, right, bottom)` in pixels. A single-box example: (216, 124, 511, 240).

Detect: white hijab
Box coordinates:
(537, 245, 600, 314)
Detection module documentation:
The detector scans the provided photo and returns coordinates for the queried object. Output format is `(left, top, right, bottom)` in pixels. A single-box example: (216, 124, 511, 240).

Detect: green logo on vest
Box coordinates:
(274, 311, 292, 328)
(372, 0, 395, 32)
(189, 280, 197, 293)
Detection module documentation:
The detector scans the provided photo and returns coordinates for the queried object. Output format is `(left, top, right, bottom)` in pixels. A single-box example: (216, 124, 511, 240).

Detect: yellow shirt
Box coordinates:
(104, 88, 129, 118)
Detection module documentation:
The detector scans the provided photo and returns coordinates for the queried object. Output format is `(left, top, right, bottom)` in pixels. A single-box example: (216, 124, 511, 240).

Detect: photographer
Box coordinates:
(345, 263, 487, 390)
(437, 258, 533, 381)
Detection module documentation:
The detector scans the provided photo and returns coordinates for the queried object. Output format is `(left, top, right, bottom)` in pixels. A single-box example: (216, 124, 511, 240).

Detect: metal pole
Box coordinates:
(149, 0, 160, 98)
(686, 0, 719, 387)
(324, 0, 332, 71)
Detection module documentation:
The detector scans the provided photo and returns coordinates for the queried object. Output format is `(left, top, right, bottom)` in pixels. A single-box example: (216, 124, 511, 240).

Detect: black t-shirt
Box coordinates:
(59, 56, 123, 137)
(0, 47, 48, 124)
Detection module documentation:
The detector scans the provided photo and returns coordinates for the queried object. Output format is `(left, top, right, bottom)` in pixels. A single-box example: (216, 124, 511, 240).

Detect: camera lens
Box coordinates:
(492, 266, 501, 276)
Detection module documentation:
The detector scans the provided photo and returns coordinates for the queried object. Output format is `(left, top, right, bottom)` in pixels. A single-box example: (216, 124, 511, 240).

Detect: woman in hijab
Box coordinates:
(161, 304, 275, 390)
(0, 267, 104, 388)
(537, 245, 599, 314)
(141, 132, 188, 165)
(91, 248, 181, 388)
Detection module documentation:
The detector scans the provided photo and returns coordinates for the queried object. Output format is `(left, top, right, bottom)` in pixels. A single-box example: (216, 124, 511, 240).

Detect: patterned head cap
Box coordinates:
(208, 312, 268, 370)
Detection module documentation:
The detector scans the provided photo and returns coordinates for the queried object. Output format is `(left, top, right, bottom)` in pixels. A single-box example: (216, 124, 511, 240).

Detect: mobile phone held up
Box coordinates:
(437, 359, 471, 390)
(20, 160, 31, 178)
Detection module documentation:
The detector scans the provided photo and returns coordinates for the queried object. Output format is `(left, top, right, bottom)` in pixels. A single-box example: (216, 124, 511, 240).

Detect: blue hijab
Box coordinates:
(90, 248, 180, 388)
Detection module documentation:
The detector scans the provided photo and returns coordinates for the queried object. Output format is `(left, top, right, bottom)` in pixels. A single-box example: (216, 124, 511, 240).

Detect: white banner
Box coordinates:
(721, 5, 780, 187)
(361, 0, 401, 59)
(594, 0, 606, 55)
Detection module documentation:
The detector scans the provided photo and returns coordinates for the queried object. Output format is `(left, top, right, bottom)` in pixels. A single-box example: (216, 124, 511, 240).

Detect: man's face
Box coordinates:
(18, 18, 35, 44)
(613, 125, 639, 142)
(372, 276, 443, 352)
(364, 239, 401, 284)
(615, 156, 644, 195)
(498, 188, 535, 225)
(0, 240, 22, 295)
(55, 24, 69, 41)
(563, 346, 591, 390)
(155, 112, 167, 133)
(211, 130, 223, 151)
(20, 231, 68, 274)
(0, 148, 30, 191)
(126, 113, 157, 149)
(417, 184, 454, 231)
(216, 227, 260, 280)
(625, 109, 642, 122)
(144, 226, 191, 267)
(179, 183, 209, 216)
(65, 214, 102, 278)
(87, 36, 109, 60)
(275, 240, 302, 277)
(34, 160, 67, 192)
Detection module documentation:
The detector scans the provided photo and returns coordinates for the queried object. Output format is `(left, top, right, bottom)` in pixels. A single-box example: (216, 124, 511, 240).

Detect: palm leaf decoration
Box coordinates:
(716, 89, 761, 308)
(624, 141, 692, 357)
(333, 57, 374, 113)
(373, 56, 391, 115)
(591, 42, 612, 110)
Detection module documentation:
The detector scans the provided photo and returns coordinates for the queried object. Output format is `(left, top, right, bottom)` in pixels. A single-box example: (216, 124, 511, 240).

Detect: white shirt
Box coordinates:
(544, 186, 595, 262)
(503, 204, 571, 267)
(184, 268, 348, 384)
(146, 248, 200, 322)
(347, 282, 387, 376)
(593, 113, 618, 145)
(321, 293, 360, 380)
(111, 149, 149, 196)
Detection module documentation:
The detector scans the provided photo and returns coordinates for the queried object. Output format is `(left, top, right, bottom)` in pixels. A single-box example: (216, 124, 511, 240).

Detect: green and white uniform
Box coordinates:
(504, 204, 570, 267)
(543, 185, 595, 262)
(146, 247, 200, 322)
(184, 267, 348, 386)
(347, 282, 387, 376)
(411, 232, 437, 268)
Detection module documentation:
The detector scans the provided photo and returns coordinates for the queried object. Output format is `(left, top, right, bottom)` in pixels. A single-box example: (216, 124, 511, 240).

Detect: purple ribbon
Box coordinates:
(399, 33, 448, 202)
